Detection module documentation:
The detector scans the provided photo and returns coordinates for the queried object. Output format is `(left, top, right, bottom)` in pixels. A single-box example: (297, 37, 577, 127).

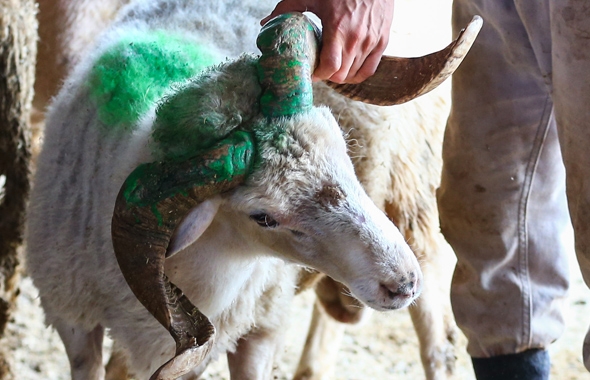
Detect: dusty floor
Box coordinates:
(5, 256, 590, 380)
(6, 0, 590, 379)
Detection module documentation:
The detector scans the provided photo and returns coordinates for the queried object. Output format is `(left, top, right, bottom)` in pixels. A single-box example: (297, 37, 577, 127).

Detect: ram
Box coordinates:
(25, 0, 480, 379)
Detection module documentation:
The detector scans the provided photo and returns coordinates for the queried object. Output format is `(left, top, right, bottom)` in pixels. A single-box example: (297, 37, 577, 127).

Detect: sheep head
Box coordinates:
(110, 12, 481, 380)
(223, 107, 424, 308)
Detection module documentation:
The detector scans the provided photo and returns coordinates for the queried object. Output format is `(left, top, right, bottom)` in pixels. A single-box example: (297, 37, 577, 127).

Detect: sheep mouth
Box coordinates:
(365, 293, 421, 311)
(348, 277, 423, 312)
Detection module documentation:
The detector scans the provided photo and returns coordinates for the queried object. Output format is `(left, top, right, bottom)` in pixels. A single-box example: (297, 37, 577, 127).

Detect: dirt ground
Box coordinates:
(5, 251, 590, 380)
(5, 0, 590, 379)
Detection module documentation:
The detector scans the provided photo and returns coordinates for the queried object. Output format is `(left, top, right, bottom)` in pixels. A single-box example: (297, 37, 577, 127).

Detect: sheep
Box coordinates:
(294, 82, 459, 380)
(26, 1, 481, 379)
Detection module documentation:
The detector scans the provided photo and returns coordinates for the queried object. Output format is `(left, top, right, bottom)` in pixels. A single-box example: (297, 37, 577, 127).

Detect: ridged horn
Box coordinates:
(111, 131, 255, 380)
(256, 12, 320, 118)
(326, 15, 483, 106)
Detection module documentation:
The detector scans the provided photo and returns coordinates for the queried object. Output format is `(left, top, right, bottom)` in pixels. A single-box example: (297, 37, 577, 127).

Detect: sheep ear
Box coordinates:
(167, 197, 221, 258)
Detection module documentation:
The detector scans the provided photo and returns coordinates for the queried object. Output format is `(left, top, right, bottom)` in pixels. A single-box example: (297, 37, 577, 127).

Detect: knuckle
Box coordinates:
(375, 35, 389, 51)
(316, 55, 341, 79)
(352, 69, 372, 83)
(361, 34, 386, 53)
(343, 30, 363, 52)
(330, 69, 349, 84)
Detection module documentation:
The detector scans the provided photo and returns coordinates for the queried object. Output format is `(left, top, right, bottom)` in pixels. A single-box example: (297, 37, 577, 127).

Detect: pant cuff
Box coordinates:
(471, 348, 550, 380)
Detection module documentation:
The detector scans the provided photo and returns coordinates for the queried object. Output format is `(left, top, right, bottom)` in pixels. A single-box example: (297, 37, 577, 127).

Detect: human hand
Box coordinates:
(261, 0, 394, 84)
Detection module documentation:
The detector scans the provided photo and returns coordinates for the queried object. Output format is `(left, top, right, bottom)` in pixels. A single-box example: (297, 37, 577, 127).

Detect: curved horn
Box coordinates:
(326, 15, 483, 106)
(256, 13, 320, 118)
(111, 131, 255, 380)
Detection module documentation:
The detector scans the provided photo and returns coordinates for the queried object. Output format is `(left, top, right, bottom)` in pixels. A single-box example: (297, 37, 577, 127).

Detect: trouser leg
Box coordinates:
(438, 0, 571, 358)
(548, 0, 590, 370)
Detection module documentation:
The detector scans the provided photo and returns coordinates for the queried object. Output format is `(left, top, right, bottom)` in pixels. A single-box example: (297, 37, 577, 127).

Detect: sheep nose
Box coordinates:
(381, 274, 418, 300)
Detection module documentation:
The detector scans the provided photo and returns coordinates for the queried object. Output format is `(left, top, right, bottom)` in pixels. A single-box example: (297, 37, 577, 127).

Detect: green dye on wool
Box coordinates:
(87, 30, 221, 132)
(150, 56, 263, 163)
(247, 117, 291, 167)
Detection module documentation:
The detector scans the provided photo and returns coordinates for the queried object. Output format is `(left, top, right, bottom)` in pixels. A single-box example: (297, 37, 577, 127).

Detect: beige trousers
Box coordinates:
(438, 0, 590, 367)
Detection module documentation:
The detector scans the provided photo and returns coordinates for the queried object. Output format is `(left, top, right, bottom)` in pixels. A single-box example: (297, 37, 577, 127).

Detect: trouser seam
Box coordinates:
(518, 95, 554, 351)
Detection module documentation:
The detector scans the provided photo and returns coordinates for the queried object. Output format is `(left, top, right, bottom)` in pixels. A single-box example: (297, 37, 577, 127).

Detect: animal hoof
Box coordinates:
(149, 339, 214, 380)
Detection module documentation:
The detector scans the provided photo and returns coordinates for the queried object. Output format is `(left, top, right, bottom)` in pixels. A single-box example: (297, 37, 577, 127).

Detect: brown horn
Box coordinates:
(256, 12, 320, 117)
(326, 15, 483, 106)
(111, 131, 255, 380)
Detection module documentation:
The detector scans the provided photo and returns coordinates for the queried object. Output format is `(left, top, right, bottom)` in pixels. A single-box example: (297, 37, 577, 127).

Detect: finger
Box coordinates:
(324, 27, 367, 84)
(341, 55, 364, 84)
(345, 43, 386, 84)
(329, 48, 357, 84)
(261, 0, 312, 25)
(313, 34, 343, 82)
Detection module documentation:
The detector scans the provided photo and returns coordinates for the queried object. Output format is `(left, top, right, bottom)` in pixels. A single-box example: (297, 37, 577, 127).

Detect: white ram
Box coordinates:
(26, 0, 480, 379)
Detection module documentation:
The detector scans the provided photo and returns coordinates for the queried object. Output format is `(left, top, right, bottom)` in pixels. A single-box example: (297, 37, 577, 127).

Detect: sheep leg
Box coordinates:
(293, 301, 345, 380)
(227, 271, 296, 380)
(313, 276, 369, 324)
(408, 259, 457, 380)
(105, 343, 129, 380)
(53, 320, 105, 380)
(294, 276, 371, 380)
(227, 328, 283, 380)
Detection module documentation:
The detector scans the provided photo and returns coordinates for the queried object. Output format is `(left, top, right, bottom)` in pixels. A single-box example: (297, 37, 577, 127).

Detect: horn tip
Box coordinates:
(466, 15, 484, 36)
(149, 338, 215, 380)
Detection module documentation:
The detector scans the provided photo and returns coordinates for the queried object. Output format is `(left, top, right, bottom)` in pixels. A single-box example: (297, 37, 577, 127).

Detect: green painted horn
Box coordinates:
(111, 131, 255, 380)
(256, 13, 320, 118)
(255, 13, 483, 110)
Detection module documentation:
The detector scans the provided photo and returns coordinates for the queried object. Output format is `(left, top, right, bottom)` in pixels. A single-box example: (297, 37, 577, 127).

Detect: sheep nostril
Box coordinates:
(386, 287, 396, 299)
(403, 281, 415, 294)
(381, 281, 416, 300)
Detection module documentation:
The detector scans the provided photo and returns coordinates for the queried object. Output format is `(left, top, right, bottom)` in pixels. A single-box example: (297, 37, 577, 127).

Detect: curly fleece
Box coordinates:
(86, 30, 220, 132)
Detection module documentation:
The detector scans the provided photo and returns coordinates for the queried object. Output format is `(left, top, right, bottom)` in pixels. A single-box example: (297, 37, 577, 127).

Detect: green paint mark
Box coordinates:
(122, 130, 255, 208)
(87, 30, 221, 132)
(256, 13, 317, 117)
(151, 204, 164, 226)
(150, 72, 227, 161)
(150, 56, 261, 163)
(245, 116, 292, 171)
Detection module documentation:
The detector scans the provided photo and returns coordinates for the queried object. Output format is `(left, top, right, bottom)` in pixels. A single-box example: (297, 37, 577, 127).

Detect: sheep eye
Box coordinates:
(250, 213, 279, 228)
